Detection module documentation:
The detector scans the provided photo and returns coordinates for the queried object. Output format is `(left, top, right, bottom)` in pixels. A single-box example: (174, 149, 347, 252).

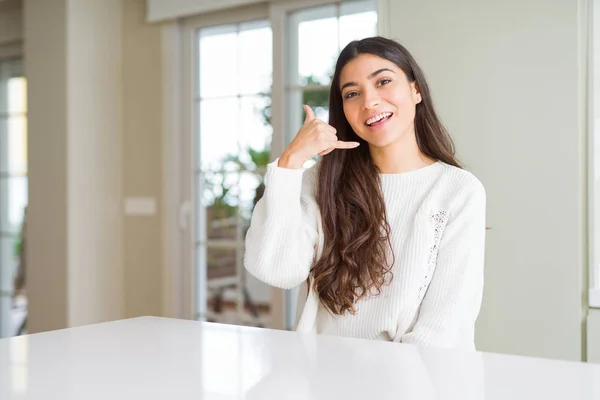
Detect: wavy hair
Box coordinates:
(310, 36, 461, 315)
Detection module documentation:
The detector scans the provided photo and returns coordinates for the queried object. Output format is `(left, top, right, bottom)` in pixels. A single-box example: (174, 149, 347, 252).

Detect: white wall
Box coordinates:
(383, 0, 587, 361)
(25, 0, 124, 331)
(589, 309, 600, 363)
(66, 0, 124, 326)
(25, 0, 70, 332)
(121, 0, 164, 319)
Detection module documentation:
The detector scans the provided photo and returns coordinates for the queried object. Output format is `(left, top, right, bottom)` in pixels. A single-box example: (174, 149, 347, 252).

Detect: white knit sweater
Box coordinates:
(244, 159, 486, 350)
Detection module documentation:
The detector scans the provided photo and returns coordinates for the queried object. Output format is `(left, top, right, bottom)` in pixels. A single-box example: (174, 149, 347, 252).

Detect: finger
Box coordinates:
(334, 141, 360, 149)
(318, 147, 335, 156)
(303, 105, 316, 123)
(313, 122, 337, 138)
(322, 129, 338, 141)
(324, 123, 337, 135)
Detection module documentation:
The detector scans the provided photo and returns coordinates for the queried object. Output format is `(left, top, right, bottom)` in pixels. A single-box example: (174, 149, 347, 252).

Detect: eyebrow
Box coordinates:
(340, 68, 396, 91)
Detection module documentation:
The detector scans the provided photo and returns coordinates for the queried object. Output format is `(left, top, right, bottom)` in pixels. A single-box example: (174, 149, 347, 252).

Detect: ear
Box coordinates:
(411, 82, 422, 104)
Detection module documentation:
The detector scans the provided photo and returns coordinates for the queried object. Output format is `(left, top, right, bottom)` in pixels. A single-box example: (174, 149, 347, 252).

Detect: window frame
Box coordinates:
(590, 0, 600, 309)
(179, 2, 273, 326)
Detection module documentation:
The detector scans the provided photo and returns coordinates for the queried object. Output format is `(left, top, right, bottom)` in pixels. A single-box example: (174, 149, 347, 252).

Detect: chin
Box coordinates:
(357, 131, 398, 148)
(368, 142, 390, 148)
(359, 125, 413, 149)
(366, 139, 397, 149)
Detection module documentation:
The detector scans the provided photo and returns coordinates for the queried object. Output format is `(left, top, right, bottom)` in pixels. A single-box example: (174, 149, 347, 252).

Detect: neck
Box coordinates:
(369, 127, 435, 174)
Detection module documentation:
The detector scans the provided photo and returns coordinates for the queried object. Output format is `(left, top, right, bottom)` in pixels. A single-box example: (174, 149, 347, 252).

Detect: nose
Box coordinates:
(361, 87, 381, 110)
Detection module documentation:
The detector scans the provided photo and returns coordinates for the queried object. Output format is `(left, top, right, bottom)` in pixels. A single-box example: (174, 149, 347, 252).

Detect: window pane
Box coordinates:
(0, 235, 19, 292)
(0, 119, 6, 173)
(303, 88, 330, 121)
(198, 97, 240, 171)
(200, 243, 270, 327)
(291, 5, 338, 86)
(238, 95, 272, 163)
(7, 77, 27, 114)
(199, 27, 238, 99)
(238, 24, 272, 95)
(0, 295, 12, 337)
(205, 245, 239, 323)
(339, 4, 377, 48)
(0, 60, 27, 339)
(0, 177, 27, 234)
(206, 245, 238, 283)
(6, 116, 27, 174)
(198, 171, 240, 241)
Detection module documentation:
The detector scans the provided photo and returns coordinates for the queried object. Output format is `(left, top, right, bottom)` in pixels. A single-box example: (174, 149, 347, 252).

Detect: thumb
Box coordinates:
(303, 105, 315, 123)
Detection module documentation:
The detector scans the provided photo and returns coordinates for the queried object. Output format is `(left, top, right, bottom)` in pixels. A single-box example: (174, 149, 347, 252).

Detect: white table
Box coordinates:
(0, 317, 599, 399)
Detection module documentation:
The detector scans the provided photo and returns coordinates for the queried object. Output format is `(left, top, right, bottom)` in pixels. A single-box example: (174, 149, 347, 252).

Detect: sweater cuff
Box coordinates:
(264, 158, 306, 203)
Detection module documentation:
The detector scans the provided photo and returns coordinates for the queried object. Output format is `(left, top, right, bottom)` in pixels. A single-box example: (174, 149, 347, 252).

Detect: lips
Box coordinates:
(365, 112, 393, 126)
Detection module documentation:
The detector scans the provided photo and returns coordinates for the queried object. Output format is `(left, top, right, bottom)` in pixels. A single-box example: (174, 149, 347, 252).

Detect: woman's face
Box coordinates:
(339, 54, 421, 148)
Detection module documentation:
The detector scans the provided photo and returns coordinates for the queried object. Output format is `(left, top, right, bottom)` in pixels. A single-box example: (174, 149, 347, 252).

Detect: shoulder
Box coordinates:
(437, 162, 485, 199)
(431, 162, 486, 215)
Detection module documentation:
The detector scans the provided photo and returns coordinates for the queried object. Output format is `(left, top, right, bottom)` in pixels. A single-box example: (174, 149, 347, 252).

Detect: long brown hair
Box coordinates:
(310, 36, 461, 315)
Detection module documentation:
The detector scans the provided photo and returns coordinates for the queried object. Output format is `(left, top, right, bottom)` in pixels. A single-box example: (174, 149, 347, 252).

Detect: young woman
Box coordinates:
(244, 36, 486, 350)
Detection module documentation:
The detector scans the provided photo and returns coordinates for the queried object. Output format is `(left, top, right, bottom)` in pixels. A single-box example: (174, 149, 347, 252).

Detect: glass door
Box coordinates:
(0, 58, 28, 338)
(193, 20, 274, 327)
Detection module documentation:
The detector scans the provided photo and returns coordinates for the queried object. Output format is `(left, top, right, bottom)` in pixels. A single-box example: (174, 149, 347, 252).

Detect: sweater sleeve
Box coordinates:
(243, 159, 321, 289)
(401, 180, 487, 348)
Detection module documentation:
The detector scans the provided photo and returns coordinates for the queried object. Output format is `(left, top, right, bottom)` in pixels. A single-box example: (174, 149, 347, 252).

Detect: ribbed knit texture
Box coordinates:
(244, 159, 486, 350)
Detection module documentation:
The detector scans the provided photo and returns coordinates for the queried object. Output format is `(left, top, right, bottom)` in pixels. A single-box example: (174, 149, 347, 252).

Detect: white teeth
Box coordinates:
(366, 112, 392, 126)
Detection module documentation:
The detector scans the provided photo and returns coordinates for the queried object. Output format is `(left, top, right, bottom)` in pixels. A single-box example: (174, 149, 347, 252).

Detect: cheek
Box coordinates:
(389, 91, 417, 120)
(343, 102, 362, 127)
(388, 88, 411, 107)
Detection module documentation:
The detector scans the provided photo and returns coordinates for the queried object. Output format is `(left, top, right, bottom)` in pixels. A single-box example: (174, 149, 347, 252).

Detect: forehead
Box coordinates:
(339, 53, 401, 82)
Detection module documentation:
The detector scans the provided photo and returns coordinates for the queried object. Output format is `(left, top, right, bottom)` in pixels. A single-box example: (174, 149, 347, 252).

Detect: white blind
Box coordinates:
(147, 0, 264, 22)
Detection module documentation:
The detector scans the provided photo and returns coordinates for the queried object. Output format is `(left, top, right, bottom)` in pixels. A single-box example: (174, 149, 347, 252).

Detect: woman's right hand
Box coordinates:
(278, 105, 360, 169)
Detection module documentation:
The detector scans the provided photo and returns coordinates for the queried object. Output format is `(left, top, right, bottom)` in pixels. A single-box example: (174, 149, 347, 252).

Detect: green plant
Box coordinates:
(259, 73, 333, 126)
(203, 146, 270, 220)
(248, 147, 270, 170)
(14, 235, 22, 258)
